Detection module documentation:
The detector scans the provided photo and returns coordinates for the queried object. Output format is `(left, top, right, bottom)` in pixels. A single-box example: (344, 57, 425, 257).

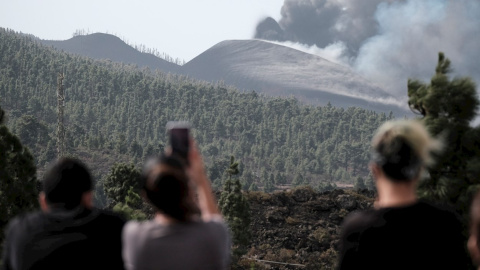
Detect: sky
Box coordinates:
(0, 0, 284, 62)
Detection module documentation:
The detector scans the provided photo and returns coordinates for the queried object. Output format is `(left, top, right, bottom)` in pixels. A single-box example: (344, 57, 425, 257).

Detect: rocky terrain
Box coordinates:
(239, 187, 374, 270)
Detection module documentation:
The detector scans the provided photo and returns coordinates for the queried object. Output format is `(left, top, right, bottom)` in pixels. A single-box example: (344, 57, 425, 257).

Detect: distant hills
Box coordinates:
(41, 33, 408, 116)
(41, 33, 180, 73)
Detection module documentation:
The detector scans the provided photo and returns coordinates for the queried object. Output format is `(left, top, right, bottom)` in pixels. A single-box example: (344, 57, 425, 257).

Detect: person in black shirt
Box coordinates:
(1, 158, 125, 270)
(337, 120, 469, 269)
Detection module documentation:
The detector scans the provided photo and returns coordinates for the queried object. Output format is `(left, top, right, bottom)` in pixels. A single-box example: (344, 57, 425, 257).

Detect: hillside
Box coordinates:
(40, 33, 407, 116)
(41, 33, 180, 73)
(180, 39, 406, 116)
(0, 28, 389, 204)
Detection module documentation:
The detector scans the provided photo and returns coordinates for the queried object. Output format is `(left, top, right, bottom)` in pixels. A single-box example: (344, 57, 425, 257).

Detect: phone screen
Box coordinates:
(169, 127, 189, 160)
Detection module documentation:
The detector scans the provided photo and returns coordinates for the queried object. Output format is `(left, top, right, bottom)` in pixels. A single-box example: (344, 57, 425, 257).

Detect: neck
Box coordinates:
(375, 176, 418, 208)
(154, 213, 178, 225)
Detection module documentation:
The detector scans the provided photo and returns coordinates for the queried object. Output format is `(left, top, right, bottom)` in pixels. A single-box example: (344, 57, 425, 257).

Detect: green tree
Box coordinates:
(264, 174, 275, 193)
(226, 156, 239, 180)
(0, 106, 38, 248)
(219, 156, 251, 257)
(354, 176, 366, 191)
(103, 163, 141, 206)
(113, 187, 147, 220)
(366, 173, 376, 191)
(292, 173, 305, 187)
(248, 182, 258, 191)
(408, 52, 480, 215)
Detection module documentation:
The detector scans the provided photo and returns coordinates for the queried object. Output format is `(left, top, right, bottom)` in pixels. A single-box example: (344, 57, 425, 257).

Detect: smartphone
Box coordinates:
(166, 121, 190, 163)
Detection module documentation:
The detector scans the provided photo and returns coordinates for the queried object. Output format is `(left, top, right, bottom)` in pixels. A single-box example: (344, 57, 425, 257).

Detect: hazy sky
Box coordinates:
(0, 0, 284, 62)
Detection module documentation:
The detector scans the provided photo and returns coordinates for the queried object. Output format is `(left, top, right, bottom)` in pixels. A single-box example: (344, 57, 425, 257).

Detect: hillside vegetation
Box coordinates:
(0, 28, 391, 202)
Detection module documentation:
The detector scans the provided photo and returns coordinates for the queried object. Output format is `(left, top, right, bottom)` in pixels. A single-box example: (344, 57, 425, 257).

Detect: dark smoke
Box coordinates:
(254, 0, 480, 104)
(255, 0, 396, 56)
(255, 17, 286, 42)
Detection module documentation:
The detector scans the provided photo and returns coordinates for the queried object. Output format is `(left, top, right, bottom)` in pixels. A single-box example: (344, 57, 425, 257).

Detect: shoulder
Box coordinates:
(123, 220, 142, 235)
(122, 220, 153, 240)
(122, 220, 158, 251)
(5, 211, 44, 234)
(416, 201, 461, 222)
(341, 209, 379, 235)
(199, 217, 229, 233)
(417, 201, 463, 233)
(88, 208, 126, 228)
(96, 209, 126, 222)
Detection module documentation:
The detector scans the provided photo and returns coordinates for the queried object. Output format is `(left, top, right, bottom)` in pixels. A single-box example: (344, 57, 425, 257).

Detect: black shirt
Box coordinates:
(2, 207, 125, 270)
(337, 201, 469, 270)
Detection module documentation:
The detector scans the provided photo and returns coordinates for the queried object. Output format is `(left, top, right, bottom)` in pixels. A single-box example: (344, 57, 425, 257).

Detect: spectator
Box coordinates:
(337, 120, 469, 269)
(469, 190, 480, 269)
(1, 158, 125, 270)
(122, 139, 230, 270)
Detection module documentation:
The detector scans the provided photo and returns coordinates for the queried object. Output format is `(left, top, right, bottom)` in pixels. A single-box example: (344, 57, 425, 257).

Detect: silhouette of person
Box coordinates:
(337, 120, 469, 269)
(469, 190, 480, 269)
(1, 158, 125, 270)
(122, 139, 230, 270)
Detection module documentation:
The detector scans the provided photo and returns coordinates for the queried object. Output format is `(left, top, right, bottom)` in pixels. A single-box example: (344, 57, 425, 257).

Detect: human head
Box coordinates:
(370, 120, 441, 182)
(141, 155, 196, 222)
(41, 157, 93, 210)
(469, 190, 480, 267)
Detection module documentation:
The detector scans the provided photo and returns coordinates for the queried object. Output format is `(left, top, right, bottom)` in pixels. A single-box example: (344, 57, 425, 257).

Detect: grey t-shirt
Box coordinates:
(122, 218, 230, 270)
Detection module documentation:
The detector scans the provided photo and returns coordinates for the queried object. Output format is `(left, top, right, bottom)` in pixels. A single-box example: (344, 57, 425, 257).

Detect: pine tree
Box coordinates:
(0, 106, 38, 247)
(292, 173, 304, 187)
(113, 186, 147, 220)
(219, 156, 251, 256)
(366, 173, 376, 191)
(249, 182, 258, 191)
(354, 177, 366, 191)
(408, 52, 480, 215)
(226, 156, 239, 180)
(103, 163, 141, 206)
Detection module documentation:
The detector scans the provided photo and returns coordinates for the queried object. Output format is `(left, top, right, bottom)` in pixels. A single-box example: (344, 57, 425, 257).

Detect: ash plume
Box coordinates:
(255, 0, 480, 102)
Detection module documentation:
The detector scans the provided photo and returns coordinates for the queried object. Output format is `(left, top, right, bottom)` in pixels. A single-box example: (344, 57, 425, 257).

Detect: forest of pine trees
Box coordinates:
(2, 26, 480, 269)
(0, 28, 391, 204)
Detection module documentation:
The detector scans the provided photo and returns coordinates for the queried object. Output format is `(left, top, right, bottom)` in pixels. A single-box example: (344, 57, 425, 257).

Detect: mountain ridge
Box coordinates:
(41, 33, 181, 73)
(182, 39, 405, 113)
(40, 32, 409, 116)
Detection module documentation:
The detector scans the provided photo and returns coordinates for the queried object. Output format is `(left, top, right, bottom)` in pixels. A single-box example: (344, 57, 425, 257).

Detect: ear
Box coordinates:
(81, 191, 94, 209)
(370, 163, 382, 180)
(39, 192, 49, 212)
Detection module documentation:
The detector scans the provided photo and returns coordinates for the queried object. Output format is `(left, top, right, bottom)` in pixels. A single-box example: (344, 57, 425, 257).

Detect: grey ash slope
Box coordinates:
(182, 39, 408, 116)
(41, 33, 180, 73)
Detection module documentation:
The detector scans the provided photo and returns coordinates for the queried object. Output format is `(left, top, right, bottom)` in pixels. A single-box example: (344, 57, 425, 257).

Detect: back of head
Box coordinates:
(142, 155, 195, 222)
(43, 158, 92, 209)
(371, 120, 441, 182)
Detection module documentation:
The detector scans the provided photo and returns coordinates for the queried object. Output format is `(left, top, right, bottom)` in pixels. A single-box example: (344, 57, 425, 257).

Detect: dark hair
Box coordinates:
(43, 158, 92, 209)
(142, 155, 196, 221)
(370, 120, 441, 182)
(372, 136, 422, 182)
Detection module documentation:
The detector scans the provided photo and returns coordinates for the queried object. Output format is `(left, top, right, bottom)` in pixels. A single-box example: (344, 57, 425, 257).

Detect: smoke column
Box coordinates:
(255, 0, 480, 102)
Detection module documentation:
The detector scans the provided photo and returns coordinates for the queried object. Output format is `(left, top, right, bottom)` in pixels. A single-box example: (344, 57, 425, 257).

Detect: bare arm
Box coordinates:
(187, 139, 221, 221)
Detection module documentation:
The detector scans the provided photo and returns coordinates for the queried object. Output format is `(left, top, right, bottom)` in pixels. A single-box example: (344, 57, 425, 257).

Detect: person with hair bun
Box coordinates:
(337, 120, 469, 269)
(122, 139, 230, 270)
